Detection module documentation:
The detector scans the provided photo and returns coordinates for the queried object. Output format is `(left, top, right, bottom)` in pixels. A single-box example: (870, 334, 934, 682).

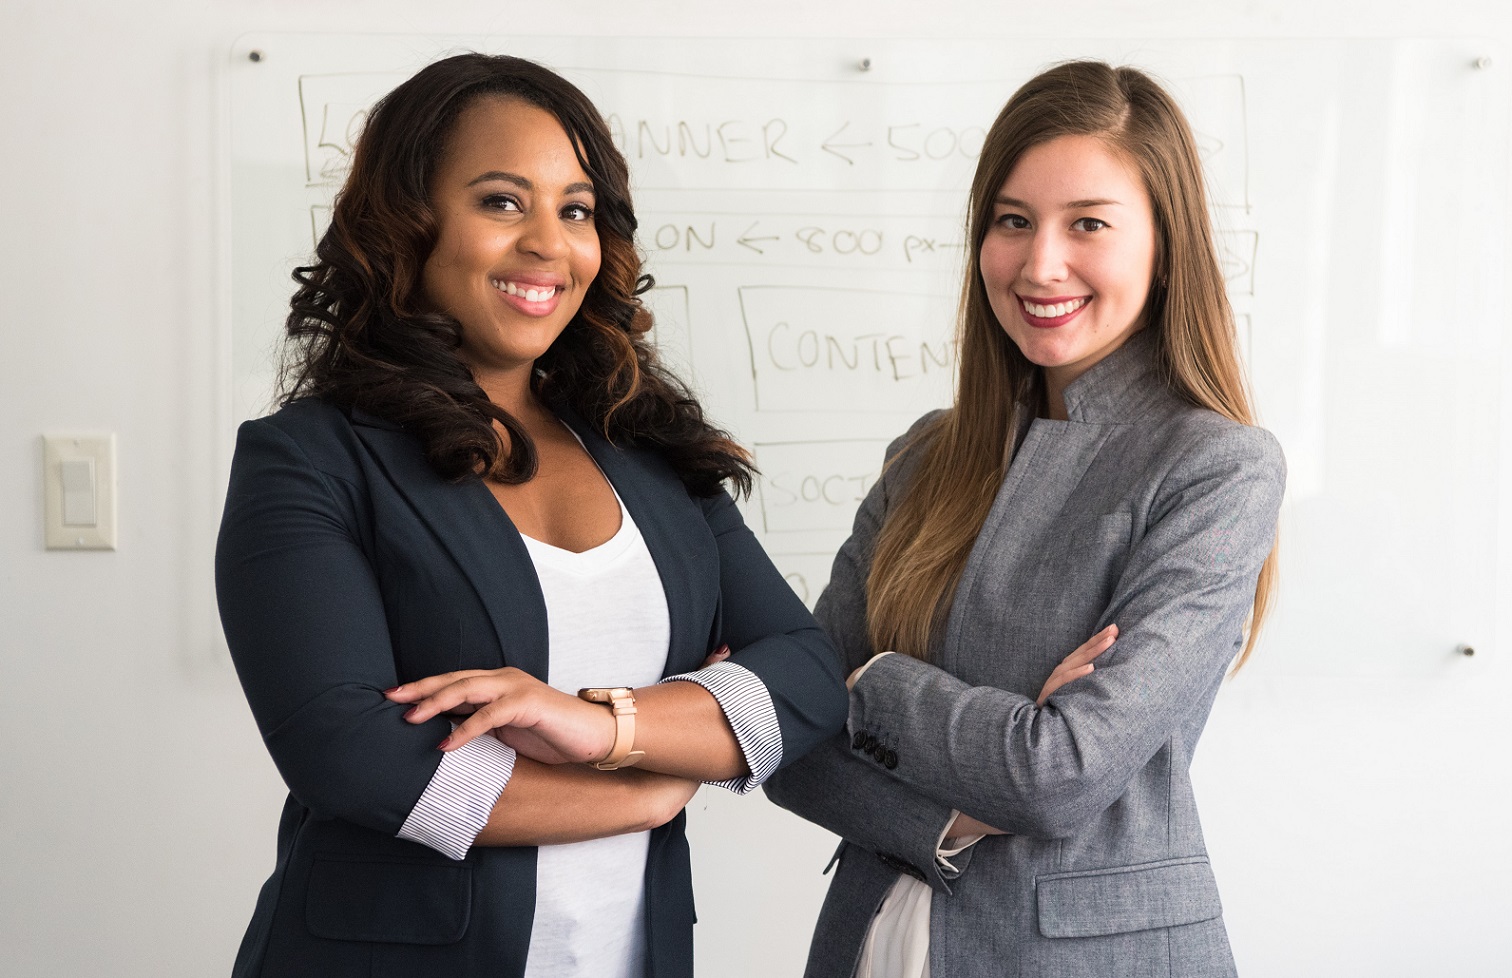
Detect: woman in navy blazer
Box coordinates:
(216, 54, 847, 978)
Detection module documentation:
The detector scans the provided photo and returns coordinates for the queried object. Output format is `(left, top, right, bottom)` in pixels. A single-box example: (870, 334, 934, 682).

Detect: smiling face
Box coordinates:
(422, 97, 601, 393)
(978, 133, 1158, 400)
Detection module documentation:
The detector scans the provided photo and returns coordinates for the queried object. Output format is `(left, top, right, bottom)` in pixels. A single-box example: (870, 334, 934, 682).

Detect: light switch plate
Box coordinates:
(43, 434, 117, 550)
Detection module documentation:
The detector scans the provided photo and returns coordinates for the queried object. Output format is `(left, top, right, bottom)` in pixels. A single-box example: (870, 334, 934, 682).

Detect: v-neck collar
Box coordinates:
(349, 405, 709, 679)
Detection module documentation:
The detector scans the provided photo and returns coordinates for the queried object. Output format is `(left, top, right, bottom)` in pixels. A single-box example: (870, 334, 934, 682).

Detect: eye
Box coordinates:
(562, 201, 595, 222)
(480, 194, 521, 212)
(996, 212, 1030, 230)
(1071, 217, 1108, 232)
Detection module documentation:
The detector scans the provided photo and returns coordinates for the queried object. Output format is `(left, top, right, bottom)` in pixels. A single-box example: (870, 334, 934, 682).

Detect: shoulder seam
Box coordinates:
(247, 415, 364, 497)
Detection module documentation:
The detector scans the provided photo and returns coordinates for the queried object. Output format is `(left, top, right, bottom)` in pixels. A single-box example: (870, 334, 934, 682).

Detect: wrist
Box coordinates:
(577, 687, 645, 770)
(590, 702, 617, 764)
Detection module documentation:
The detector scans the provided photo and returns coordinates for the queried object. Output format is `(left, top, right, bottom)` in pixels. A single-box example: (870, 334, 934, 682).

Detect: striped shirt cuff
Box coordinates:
(396, 731, 516, 861)
(660, 660, 782, 795)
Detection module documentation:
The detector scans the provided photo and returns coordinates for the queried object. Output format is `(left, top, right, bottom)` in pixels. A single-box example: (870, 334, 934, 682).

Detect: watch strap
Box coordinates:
(577, 687, 645, 770)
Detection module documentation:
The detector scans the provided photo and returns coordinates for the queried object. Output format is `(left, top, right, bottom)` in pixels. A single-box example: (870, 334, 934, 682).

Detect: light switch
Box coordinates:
(61, 458, 97, 526)
(43, 434, 116, 550)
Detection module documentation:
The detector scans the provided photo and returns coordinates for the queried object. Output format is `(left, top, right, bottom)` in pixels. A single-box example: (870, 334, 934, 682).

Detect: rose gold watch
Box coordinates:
(577, 686, 646, 770)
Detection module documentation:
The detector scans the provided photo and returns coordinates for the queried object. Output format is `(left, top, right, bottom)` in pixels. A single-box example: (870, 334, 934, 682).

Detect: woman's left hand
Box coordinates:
(386, 668, 616, 764)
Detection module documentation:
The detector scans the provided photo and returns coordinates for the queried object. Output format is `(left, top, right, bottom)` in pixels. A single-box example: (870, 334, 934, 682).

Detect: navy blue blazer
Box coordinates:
(216, 399, 847, 978)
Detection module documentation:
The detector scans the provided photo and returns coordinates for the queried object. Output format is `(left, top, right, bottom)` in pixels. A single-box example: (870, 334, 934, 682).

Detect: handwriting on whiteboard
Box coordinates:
(738, 287, 955, 414)
(753, 440, 889, 534)
(605, 115, 987, 167)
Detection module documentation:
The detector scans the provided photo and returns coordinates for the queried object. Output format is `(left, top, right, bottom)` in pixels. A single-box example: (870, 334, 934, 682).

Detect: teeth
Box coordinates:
(491, 279, 557, 301)
(1022, 297, 1087, 318)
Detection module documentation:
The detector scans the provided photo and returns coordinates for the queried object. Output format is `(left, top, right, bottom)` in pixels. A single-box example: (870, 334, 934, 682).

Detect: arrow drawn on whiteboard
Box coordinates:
(1193, 130, 1224, 162)
(737, 221, 781, 254)
(821, 122, 873, 165)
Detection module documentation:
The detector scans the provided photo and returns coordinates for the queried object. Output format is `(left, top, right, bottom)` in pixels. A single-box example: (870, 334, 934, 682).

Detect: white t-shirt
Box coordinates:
(520, 493, 671, 978)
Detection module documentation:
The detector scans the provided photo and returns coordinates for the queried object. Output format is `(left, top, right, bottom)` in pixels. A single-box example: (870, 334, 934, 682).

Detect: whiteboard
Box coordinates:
(229, 34, 1509, 679)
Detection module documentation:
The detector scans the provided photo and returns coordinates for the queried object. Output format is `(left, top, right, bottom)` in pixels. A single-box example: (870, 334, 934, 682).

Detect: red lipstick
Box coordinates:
(1017, 294, 1090, 329)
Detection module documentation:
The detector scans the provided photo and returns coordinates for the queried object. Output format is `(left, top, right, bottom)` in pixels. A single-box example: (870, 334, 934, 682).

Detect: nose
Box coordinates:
(1022, 229, 1068, 285)
(516, 207, 570, 261)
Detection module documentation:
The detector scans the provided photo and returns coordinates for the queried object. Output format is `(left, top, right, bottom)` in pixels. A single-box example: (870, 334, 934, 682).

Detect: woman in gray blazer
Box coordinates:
(764, 61, 1284, 978)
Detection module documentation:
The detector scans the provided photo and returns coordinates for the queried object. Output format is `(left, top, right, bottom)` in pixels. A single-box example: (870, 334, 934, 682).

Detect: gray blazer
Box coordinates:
(765, 330, 1285, 978)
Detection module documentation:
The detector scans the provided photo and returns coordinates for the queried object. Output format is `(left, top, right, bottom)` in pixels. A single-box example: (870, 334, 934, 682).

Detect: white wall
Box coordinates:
(2, 2, 1509, 976)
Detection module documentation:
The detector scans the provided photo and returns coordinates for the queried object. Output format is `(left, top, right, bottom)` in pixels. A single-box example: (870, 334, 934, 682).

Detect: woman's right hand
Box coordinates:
(1036, 623, 1118, 706)
(944, 626, 1120, 840)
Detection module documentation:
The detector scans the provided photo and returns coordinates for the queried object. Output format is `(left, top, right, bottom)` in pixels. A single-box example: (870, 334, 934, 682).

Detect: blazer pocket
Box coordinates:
(305, 854, 472, 945)
(1036, 856, 1221, 939)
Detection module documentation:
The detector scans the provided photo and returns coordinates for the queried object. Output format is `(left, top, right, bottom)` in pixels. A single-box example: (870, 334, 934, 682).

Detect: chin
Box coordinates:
(1011, 338, 1076, 370)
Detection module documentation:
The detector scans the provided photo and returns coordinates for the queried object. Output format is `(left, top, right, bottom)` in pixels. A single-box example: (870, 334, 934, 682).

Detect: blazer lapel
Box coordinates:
(940, 330, 1160, 664)
(350, 411, 550, 682)
(944, 417, 1116, 655)
(561, 412, 711, 678)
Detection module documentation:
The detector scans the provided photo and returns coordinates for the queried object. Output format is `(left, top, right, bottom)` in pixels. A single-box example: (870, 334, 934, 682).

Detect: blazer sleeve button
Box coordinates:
(863, 735, 879, 753)
(883, 749, 898, 769)
(851, 731, 867, 750)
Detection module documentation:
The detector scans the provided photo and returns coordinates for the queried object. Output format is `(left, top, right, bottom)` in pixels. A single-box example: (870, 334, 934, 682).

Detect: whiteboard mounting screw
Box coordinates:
(248, 50, 264, 63)
(1474, 56, 1492, 69)
(1458, 644, 1476, 657)
(858, 57, 873, 72)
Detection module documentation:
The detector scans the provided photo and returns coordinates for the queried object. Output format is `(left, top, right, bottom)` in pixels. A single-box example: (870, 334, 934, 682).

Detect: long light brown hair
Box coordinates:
(867, 61, 1276, 668)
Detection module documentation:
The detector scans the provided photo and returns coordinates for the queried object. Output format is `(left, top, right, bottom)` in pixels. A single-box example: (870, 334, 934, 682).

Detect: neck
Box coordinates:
(1041, 372, 1070, 421)
(473, 362, 544, 422)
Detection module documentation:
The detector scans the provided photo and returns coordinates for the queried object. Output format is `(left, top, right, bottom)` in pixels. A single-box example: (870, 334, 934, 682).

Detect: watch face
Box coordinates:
(579, 687, 632, 703)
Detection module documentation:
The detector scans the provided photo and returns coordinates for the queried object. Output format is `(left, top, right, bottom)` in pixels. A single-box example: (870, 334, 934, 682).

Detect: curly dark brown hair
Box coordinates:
(279, 53, 752, 497)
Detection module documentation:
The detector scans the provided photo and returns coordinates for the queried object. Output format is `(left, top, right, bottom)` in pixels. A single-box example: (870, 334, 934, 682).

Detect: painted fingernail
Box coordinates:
(437, 737, 452, 750)
(403, 707, 419, 720)
(714, 644, 731, 658)
(383, 686, 401, 695)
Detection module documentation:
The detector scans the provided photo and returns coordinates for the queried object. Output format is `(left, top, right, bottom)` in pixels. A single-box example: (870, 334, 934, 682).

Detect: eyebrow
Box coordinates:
(465, 170, 595, 196)
(996, 195, 1123, 210)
